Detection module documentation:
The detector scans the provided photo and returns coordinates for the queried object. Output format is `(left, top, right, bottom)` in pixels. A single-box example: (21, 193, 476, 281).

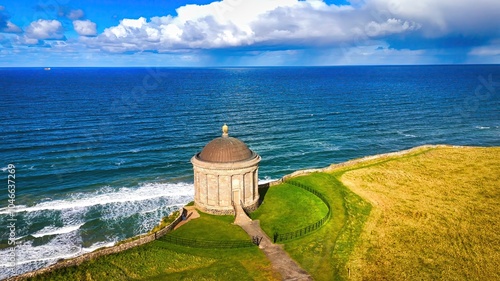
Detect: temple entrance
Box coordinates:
(232, 190, 240, 206)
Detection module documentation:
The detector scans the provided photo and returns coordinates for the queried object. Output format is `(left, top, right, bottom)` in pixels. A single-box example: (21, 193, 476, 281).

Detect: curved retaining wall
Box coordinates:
(7, 208, 186, 281)
(272, 180, 332, 243)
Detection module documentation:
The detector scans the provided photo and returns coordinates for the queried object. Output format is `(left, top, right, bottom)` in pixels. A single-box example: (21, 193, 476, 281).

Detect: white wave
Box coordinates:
(318, 142, 340, 151)
(475, 126, 490, 130)
(0, 182, 194, 214)
(0, 231, 82, 279)
(259, 177, 279, 185)
(32, 223, 85, 238)
(397, 131, 417, 138)
(0, 239, 117, 277)
(81, 240, 116, 253)
(21, 164, 35, 170)
(1, 166, 7, 172)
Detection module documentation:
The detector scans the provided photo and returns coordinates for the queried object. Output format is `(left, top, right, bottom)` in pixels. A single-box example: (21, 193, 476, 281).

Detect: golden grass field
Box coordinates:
(338, 146, 499, 280)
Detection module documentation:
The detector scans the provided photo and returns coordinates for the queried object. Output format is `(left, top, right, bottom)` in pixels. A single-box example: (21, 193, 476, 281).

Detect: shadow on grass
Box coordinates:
(258, 185, 270, 205)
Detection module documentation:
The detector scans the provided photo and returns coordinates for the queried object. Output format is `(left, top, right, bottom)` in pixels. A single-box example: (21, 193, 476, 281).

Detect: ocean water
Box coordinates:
(0, 65, 499, 278)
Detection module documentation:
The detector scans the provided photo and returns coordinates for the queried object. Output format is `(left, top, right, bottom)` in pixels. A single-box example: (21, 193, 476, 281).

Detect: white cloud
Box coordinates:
(0, 6, 22, 33)
(25, 19, 64, 40)
(364, 18, 420, 37)
(79, 0, 500, 54)
(469, 40, 500, 56)
(73, 20, 97, 36)
(67, 9, 85, 20)
(16, 35, 40, 45)
(2, 21, 22, 33)
(84, 0, 362, 52)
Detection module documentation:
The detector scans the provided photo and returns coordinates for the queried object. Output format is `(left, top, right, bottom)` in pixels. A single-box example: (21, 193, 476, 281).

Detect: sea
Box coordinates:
(0, 65, 499, 278)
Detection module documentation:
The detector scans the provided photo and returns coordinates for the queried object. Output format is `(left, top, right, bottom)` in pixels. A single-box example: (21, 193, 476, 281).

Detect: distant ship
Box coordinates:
(44, 67, 51, 71)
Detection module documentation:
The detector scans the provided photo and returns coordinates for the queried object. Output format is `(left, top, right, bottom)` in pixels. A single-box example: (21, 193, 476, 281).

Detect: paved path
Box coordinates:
(234, 205, 313, 281)
(174, 206, 200, 230)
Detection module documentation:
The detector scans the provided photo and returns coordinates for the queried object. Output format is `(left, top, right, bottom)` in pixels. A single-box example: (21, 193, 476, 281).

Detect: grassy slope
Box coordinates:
(340, 146, 500, 280)
(277, 173, 371, 281)
(27, 213, 280, 281)
(250, 183, 329, 235)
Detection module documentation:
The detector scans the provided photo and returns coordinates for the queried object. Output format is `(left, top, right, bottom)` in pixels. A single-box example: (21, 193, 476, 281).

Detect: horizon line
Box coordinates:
(1, 63, 500, 69)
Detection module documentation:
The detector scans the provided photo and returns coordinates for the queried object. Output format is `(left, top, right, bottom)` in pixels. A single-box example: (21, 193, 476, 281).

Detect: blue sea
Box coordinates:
(1, 65, 499, 278)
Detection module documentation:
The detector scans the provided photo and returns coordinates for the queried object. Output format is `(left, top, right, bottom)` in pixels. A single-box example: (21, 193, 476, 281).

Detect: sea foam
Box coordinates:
(0, 182, 193, 214)
(31, 223, 85, 238)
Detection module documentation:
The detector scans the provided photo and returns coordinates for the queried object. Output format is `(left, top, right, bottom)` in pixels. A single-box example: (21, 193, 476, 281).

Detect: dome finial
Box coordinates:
(222, 123, 229, 137)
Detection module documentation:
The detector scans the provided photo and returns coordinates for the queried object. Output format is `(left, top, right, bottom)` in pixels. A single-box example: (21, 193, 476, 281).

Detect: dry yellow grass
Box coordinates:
(339, 146, 500, 280)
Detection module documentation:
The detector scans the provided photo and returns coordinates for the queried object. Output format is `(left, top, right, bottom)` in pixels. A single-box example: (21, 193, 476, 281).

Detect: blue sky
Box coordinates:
(0, 0, 499, 66)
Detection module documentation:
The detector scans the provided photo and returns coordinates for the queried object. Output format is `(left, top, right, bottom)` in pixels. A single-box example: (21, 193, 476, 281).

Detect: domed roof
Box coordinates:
(197, 124, 255, 163)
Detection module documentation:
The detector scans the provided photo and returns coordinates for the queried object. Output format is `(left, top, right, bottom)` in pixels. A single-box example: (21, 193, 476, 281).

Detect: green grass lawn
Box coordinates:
(27, 212, 280, 281)
(27, 241, 279, 281)
(169, 212, 249, 240)
(250, 182, 329, 235)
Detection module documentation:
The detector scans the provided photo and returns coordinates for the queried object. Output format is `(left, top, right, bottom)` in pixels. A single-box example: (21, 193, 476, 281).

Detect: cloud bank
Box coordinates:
(80, 0, 499, 54)
(0, 0, 499, 66)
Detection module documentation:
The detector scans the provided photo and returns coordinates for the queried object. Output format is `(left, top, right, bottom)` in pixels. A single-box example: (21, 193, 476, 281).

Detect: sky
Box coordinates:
(0, 0, 499, 67)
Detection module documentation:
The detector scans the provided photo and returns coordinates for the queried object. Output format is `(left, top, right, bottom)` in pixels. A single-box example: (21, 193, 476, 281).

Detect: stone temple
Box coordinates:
(191, 124, 261, 215)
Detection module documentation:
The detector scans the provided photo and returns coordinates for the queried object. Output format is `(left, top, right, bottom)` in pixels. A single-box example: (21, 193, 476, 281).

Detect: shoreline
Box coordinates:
(4, 144, 491, 280)
(6, 210, 186, 281)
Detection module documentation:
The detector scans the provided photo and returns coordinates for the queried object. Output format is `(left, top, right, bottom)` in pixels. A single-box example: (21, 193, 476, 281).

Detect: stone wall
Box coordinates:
(7, 208, 186, 281)
(241, 199, 260, 214)
(196, 202, 236, 215)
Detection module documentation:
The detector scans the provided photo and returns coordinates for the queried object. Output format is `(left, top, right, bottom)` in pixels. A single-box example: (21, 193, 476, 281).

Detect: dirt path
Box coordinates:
(234, 205, 313, 281)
